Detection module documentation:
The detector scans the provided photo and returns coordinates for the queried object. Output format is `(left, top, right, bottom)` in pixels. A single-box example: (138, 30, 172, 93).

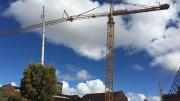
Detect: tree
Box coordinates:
(20, 64, 57, 101)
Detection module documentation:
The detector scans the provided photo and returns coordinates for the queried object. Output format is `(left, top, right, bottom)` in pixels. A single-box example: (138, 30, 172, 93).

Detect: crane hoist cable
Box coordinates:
(77, 3, 107, 17)
(63, 3, 107, 19)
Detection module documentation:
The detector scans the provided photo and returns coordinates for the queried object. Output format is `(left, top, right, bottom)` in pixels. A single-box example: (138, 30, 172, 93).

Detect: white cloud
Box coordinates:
(62, 79, 105, 97)
(127, 92, 160, 101)
(76, 79, 105, 96)
(127, 92, 146, 101)
(132, 64, 143, 71)
(76, 82, 91, 96)
(10, 82, 17, 86)
(62, 81, 76, 95)
(148, 96, 161, 101)
(151, 51, 180, 72)
(3, 0, 180, 71)
(62, 69, 93, 81)
(76, 70, 92, 80)
(0, 84, 2, 87)
(57, 66, 93, 81)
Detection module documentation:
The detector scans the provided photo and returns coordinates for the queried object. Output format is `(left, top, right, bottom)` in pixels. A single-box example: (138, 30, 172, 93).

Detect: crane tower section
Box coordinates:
(169, 67, 180, 94)
(105, 0, 115, 101)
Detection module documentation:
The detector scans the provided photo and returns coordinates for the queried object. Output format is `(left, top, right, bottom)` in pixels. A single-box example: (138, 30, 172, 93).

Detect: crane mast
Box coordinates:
(41, 6, 45, 65)
(105, 0, 115, 101)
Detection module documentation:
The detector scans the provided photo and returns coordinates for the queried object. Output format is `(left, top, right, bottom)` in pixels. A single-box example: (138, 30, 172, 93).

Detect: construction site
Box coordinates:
(0, 0, 180, 101)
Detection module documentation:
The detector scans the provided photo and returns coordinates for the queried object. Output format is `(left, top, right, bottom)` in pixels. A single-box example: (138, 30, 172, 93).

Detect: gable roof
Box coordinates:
(1, 84, 15, 95)
(81, 91, 128, 101)
(54, 94, 80, 101)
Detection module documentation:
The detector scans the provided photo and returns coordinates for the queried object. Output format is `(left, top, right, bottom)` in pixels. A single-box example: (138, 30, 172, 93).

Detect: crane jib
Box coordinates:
(0, 4, 170, 35)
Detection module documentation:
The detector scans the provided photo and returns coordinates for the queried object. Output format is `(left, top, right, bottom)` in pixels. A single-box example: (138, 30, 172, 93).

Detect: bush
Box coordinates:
(8, 94, 24, 101)
(0, 88, 24, 101)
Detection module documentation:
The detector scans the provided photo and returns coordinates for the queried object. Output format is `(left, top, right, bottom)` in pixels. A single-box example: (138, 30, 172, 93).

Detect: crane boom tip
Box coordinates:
(160, 4, 170, 10)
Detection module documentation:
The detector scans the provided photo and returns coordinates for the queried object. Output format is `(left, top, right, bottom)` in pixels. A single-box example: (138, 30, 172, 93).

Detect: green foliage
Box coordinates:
(0, 88, 9, 101)
(0, 88, 24, 101)
(7, 94, 24, 101)
(20, 64, 57, 101)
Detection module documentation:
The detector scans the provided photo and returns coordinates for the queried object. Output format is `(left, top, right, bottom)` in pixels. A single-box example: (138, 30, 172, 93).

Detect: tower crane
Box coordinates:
(169, 67, 180, 94)
(0, 1, 169, 101)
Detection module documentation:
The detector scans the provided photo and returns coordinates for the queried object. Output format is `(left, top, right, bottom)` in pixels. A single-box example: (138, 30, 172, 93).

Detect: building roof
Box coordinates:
(162, 94, 180, 101)
(54, 95, 70, 101)
(54, 94, 80, 101)
(1, 84, 15, 95)
(81, 91, 128, 101)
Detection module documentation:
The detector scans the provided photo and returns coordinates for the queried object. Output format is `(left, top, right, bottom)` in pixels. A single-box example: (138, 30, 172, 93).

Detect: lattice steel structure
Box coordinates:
(169, 67, 180, 94)
(105, 0, 115, 101)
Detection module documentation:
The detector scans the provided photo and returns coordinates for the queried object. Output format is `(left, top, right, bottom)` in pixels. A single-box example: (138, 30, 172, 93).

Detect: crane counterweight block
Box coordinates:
(160, 4, 170, 10)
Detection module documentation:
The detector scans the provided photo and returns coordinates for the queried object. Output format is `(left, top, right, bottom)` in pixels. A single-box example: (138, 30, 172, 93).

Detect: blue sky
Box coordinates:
(0, 0, 180, 100)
